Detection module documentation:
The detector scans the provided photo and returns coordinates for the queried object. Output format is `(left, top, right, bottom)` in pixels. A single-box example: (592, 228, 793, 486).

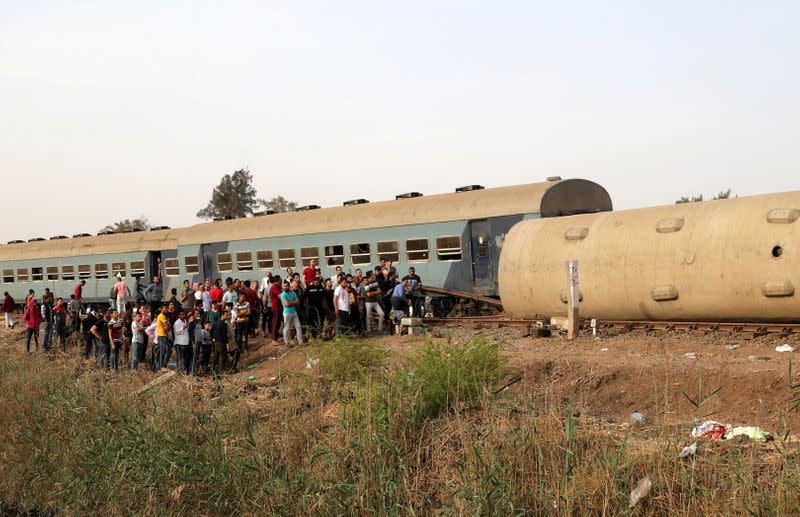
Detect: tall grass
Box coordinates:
(0, 339, 798, 515)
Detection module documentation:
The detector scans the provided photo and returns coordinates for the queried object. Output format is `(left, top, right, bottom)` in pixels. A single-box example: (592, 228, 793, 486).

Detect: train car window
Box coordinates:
(436, 236, 463, 261)
(406, 238, 429, 262)
(184, 256, 199, 274)
(350, 243, 371, 266)
(130, 261, 145, 278)
(61, 266, 75, 281)
(377, 241, 399, 262)
(256, 250, 274, 270)
(164, 258, 180, 276)
(236, 252, 253, 271)
(217, 253, 233, 273)
(3, 269, 14, 283)
(78, 265, 91, 279)
(278, 248, 296, 269)
(46, 267, 59, 281)
(112, 262, 127, 278)
(95, 264, 109, 279)
(32, 267, 44, 282)
(17, 268, 29, 282)
(301, 247, 319, 267)
(324, 245, 344, 266)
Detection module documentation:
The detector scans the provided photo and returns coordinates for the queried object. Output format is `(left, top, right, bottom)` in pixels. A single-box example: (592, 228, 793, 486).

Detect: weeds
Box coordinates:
(0, 338, 798, 515)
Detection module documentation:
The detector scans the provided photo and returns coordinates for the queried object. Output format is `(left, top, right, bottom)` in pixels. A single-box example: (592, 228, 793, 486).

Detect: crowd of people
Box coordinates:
(2, 258, 424, 375)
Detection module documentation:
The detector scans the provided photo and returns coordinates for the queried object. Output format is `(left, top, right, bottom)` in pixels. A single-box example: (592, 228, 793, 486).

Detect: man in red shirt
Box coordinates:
(302, 259, 318, 288)
(209, 279, 224, 304)
(3, 292, 15, 329)
(268, 276, 284, 343)
(74, 280, 85, 304)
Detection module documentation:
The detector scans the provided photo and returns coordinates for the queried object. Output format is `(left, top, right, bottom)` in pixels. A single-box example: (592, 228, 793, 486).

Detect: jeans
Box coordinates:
(157, 336, 172, 369)
(25, 327, 40, 353)
(336, 311, 350, 335)
(110, 340, 121, 370)
(200, 343, 212, 371)
(235, 321, 249, 351)
(97, 340, 110, 369)
(283, 312, 303, 345)
(131, 340, 143, 369)
(365, 302, 384, 332)
(42, 322, 53, 350)
(83, 332, 95, 359)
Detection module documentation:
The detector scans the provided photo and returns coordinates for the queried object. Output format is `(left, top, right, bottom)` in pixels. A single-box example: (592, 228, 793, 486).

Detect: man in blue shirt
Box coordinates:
(280, 280, 304, 346)
(391, 278, 410, 313)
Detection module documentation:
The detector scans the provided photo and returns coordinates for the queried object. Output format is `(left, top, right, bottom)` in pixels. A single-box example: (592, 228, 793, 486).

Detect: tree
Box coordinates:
(258, 195, 298, 213)
(197, 169, 259, 220)
(675, 194, 703, 204)
(675, 188, 734, 204)
(99, 217, 150, 233)
(713, 188, 732, 200)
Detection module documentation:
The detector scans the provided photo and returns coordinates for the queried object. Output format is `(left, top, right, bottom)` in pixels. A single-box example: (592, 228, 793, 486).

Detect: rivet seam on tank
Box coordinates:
(656, 217, 684, 233)
(767, 209, 799, 224)
(564, 227, 589, 241)
(762, 281, 795, 297)
(651, 285, 679, 301)
(560, 288, 583, 304)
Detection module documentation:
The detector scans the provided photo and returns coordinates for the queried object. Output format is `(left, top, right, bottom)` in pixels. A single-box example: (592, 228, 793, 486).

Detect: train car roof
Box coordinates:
(178, 179, 611, 245)
(0, 229, 178, 261)
(0, 178, 611, 260)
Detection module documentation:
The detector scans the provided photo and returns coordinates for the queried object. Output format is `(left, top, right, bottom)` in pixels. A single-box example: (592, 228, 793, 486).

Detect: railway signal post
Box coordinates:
(567, 260, 579, 340)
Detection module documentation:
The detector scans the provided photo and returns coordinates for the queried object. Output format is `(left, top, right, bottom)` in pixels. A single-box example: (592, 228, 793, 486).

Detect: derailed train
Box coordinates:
(499, 190, 800, 322)
(2, 177, 796, 323)
(0, 178, 611, 305)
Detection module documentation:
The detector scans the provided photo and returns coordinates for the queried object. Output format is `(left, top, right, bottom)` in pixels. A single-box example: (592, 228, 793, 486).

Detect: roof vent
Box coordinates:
(28, 237, 45, 242)
(97, 230, 115, 236)
(296, 205, 321, 211)
(72, 233, 91, 238)
(396, 192, 423, 200)
(546, 176, 562, 182)
(150, 225, 170, 231)
(455, 185, 484, 193)
(7, 240, 24, 245)
(213, 216, 235, 222)
(49, 235, 68, 240)
(253, 210, 275, 217)
(344, 199, 369, 206)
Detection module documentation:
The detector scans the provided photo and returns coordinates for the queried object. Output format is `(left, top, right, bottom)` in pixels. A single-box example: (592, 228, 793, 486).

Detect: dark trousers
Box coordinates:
(270, 308, 283, 341)
(336, 311, 350, 335)
(200, 343, 212, 371)
(176, 344, 192, 374)
(236, 321, 249, 351)
(211, 341, 228, 374)
(26, 327, 40, 353)
(261, 305, 272, 333)
(307, 306, 322, 338)
(82, 331, 94, 359)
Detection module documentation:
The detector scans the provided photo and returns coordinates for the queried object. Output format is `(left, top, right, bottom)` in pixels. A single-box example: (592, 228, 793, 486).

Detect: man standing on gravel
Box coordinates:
(3, 292, 14, 329)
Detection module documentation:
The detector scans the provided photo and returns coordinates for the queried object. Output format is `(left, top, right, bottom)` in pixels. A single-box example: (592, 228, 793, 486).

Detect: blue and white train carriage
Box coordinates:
(0, 179, 611, 305)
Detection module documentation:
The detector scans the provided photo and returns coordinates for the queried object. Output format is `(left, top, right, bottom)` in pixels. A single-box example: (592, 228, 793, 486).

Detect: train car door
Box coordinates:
(200, 244, 215, 280)
(469, 219, 494, 292)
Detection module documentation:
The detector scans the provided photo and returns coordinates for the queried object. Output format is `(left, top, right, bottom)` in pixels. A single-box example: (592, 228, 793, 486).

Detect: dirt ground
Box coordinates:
(3, 323, 799, 434)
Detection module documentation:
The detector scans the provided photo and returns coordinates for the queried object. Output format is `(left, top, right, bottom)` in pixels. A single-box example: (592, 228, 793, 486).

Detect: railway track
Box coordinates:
(421, 316, 800, 337)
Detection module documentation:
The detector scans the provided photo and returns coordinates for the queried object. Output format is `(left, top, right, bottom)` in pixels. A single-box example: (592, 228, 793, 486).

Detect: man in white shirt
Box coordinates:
(173, 310, 191, 374)
(333, 277, 351, 335)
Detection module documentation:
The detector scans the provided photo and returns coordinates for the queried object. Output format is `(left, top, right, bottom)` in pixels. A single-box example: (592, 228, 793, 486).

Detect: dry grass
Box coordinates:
(0, 336, 798, 515)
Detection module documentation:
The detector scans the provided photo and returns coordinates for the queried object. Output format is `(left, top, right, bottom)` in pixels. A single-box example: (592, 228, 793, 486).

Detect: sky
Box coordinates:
(1, 1, 798, 242)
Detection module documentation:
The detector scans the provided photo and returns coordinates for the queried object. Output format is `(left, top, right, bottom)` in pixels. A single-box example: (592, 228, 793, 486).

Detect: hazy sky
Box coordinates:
(1, 1, 798, 242)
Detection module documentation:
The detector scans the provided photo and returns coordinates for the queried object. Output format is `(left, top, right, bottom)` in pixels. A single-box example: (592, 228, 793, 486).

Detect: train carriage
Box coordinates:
(0, 178, 611, 306)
